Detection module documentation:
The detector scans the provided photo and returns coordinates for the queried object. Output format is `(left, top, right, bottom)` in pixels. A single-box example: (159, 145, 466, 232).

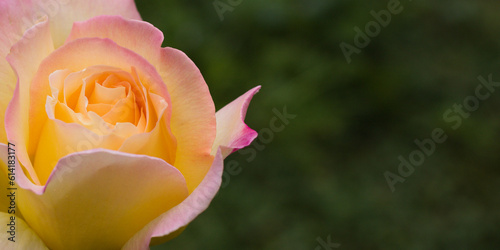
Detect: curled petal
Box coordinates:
(18, 149, 189, 250)
(124, 149, 224, 250)
(212, 86, 261, 158)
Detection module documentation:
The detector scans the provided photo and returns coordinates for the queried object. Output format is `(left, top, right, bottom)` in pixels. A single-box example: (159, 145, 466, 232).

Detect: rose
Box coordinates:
(0, 0, 260, 249)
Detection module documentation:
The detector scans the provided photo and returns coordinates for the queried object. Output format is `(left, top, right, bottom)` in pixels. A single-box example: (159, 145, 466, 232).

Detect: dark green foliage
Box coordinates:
(139, 1, 500, 249)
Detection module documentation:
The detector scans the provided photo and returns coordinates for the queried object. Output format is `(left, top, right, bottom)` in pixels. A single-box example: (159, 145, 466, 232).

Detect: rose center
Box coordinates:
(45, 65, 159, 135)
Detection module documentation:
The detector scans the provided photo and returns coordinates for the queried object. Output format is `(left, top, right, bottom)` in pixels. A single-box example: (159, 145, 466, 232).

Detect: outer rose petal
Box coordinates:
(0, 0, 140, 49)
(211, 86, 261, 158)
(67, 16, 217, 192)
(0, 0, 38, 144)
(17, 149, 189, 250)
(159, 48, 217, 193)
(123, 150, 224, 249)
(0, 213, 48, 249)
(48, 0, 141, 47)
(6, 19, 54, 185)
(66, 15, 162, 63)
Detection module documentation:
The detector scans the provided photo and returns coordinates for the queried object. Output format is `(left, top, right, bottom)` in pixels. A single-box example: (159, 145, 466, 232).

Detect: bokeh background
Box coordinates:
(136, 0, 500, 249)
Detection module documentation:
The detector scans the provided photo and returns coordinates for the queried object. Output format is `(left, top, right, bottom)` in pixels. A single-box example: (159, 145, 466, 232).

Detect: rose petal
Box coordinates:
(159, 48, 217, 193)
(212, 86, 261, 158)
(48, 69, 71, 102)
(47, 0, 142, 47)
(67, 15, 162, 61)
(67, 16, 217, 192)
(1, 0, 141, 48)
(0, 75, 15, 144)
(33, 115, 140, 184)
(0, 1, 39, 143)
(19, 149, 189, 249)
(5, 19, 54, 185)
(123, 149, 224, 249)
(119, 91, 177, 167)
(100, 90, 137, 125)
(89, 81, 126, 105)
(119, 114, 176, 171)
(87, 103, 113, 116)
(0, 213, 48, 249)
(0, 67, 15, 143)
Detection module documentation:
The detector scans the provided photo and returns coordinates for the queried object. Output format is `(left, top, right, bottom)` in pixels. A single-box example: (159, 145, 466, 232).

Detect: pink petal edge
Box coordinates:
(5, 18, 54, 185)
(66, 15, 163, 61)
(123, 149, 224, 249)
(18, 148, 189, 249)
(212, 86, 261, 158)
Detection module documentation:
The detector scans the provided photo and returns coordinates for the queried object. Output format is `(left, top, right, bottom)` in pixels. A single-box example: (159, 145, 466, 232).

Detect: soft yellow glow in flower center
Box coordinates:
(45, 65, 167, 135)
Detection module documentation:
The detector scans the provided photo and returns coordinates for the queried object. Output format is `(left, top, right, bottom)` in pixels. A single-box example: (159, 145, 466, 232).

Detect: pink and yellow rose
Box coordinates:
(0, 0, 259, 249)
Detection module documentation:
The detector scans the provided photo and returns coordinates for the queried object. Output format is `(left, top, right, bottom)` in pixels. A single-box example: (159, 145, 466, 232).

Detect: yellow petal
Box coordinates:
(120, 109, 176, 168)
(124, 150, 224, 249)
(20, 149, 188, 249)
(89, 81, 126, 105)
(6, 19, 54, 185)
(33, 115, 139, 184)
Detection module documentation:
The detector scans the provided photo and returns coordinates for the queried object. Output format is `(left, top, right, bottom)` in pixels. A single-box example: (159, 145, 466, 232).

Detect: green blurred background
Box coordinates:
(136, 0, 500, 249)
